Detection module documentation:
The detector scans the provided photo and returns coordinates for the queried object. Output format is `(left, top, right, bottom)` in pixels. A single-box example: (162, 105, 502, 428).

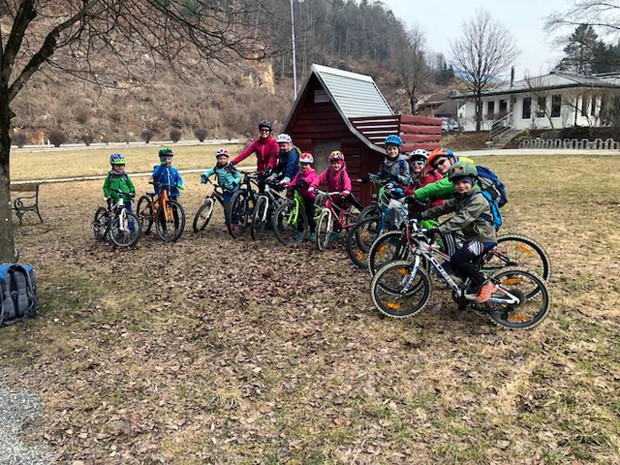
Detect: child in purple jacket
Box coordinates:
(284, 152, 318, 241)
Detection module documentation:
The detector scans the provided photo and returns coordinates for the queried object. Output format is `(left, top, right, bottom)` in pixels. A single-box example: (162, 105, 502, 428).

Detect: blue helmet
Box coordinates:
(110, 153, 126, 165)
(385, 134, 403, 147)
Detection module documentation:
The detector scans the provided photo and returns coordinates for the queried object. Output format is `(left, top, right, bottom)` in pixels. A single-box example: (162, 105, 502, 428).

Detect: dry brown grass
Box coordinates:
(1, 155, 619, 464)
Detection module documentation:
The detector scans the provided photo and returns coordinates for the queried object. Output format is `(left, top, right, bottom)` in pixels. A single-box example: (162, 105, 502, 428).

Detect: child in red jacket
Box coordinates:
(403, 149, 444, 212)
(310, 150, 363, 211)
(285, 152, 318, 241)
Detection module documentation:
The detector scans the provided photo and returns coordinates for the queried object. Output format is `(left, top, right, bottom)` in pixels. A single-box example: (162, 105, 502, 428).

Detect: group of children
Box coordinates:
(102, 118, 503, 303)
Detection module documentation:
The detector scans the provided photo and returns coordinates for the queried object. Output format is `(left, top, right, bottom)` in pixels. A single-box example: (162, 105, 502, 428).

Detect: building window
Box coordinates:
(551, 95, 561, 117)
(591, 96, 597, 116)
(581, 95, 589, 116)
(536, 97, 546, 117)
(487, 101, 495, 120)
(522, 98, 531, 119)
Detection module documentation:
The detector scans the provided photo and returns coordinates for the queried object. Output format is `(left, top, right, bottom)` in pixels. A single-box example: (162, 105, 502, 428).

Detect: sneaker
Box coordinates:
(293, 231, 304, 241)
(221, 225, 229, 232)
(476, 280, 497, 303)
(309, 233, 317, 242)
(329, 232, 341, 241)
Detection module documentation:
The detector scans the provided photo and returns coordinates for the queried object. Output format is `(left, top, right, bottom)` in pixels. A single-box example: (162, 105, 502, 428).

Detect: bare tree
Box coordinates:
(391, 24, 431, 114)
(0, 0, 271, 262)
(450, 10, 519, 131)
(546, 1, 620, 37)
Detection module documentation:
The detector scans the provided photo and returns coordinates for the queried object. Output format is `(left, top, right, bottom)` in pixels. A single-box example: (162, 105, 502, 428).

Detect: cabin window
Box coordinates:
(314, 90, 330, 103)
(522, 98, 531, 119)
(551, 95, 562, 117)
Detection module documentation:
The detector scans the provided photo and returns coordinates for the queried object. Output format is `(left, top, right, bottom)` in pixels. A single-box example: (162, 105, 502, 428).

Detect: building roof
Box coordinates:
(455, 72, 620, 99)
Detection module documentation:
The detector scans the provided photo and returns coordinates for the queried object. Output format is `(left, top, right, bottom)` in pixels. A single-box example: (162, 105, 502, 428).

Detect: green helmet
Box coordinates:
(448, 162, 478, 184)
(159, 147, 173, 160)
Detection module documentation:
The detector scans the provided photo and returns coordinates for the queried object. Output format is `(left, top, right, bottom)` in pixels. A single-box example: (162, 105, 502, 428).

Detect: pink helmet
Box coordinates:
(299, 152, 314, 164)
(329, 150, 344, 161)
(215, 148, 229, 158)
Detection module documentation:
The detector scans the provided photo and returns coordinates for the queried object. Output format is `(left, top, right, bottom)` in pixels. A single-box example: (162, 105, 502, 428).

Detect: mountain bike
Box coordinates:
(314, 190, 362, 251)
(192, 177, 234, 233)
(225, 171, 262, 239)
(92, 189, 142, 248)
(136, 182, 186, 242)
(370, 222, 550, 330)
(251, 178, 288, 240)
(272, 187, 323, 246)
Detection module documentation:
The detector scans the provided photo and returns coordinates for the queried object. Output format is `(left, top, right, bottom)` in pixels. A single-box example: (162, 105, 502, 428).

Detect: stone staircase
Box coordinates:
(487, 128, 521, 149)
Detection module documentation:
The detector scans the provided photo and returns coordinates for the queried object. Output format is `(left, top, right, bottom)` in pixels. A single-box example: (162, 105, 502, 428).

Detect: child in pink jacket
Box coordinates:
(285, 152, 318, 241)
(310, 150, 363, 211)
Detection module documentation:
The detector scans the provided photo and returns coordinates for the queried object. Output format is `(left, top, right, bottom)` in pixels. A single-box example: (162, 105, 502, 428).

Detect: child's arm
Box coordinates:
(201, 168, 215, 183)
(436, 196, 487, 234)
(342, 170, 352, 194)
(283, 152, 299, 183)
(414, 176, 454, 201)
(102, 174, 111, 199)
(126, 175, 135, 194)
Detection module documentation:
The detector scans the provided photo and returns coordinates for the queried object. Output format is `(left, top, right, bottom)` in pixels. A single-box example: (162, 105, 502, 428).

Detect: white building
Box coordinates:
(455, 72, 620, 132)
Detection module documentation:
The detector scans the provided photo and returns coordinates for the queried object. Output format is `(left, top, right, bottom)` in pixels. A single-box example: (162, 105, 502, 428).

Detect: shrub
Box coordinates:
(170, 128, 182, 143)
(48, 129, 67, 147)
(81, 134, 94, 146)
(194, 128, 208, 142)
(11, 132, 27, 148)
(559, 125, 591, 140)
(141, 129, 154, 143)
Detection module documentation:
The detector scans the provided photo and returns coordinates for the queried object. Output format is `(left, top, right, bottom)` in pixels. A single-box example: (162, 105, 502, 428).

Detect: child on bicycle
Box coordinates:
(201, 148, 242, 231)
(152, 147, 184, 202)
(269, 134, 299, 184)
(361, 134, 410, 186)
(403, 149, 444, 210)
(414, 162, 498, 303)
(310, 150, 364, 211)
(284, 152, 317, 241)
(103, 153, 136, 211)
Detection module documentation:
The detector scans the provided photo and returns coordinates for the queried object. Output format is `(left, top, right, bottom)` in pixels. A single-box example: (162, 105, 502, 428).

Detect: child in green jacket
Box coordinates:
(103, 153, 136, 211)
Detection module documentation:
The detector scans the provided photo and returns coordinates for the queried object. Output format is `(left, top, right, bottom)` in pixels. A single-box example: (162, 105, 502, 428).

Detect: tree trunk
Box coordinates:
(0, 84, 16, 263)
(475, 93, 482, 131)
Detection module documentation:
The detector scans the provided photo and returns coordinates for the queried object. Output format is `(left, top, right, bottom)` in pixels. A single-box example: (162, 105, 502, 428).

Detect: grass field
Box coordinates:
(1, 151, 619, 464)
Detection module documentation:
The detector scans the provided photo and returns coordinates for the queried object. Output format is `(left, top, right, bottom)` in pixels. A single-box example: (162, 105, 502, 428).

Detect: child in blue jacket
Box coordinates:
(201, 148, 242, 231)
(152, 147, 184, 201)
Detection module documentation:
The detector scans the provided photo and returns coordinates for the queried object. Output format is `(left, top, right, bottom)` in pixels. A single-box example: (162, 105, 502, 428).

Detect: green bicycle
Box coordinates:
(272, 188, 323, 246)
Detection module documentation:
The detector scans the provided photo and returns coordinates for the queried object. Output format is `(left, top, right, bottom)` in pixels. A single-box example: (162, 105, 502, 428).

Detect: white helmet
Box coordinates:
(276, 133, 292, 144)
(409, 149, 429, 164)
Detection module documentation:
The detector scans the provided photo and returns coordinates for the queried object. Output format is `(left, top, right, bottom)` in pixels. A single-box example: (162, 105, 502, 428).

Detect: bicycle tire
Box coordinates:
(109, 211, 142, 248)
(226, 189, 251, 239)
(481, 268, 550, 330)
(346, 216, 383, 268)
(370, 261, 432, 318)
(93, 207, 110, 241)
(360, 204, 381, 220)
(481, 234, 551, 281)
(273, 201, 308, 246)
(192, 198, 215, 233)
(136, 196, 153, 234)
(368, 230, 410, 276)
(251, 195, 269, 240)
(155, 199, 186, 242)
(316, 209, 332, 251)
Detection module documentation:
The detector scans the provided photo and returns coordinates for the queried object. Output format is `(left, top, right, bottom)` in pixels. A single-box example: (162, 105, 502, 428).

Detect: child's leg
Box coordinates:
(449, 241, 487, 288)
(304, 197, 316, 234)
(222, 191, 237, 225)
(347, 193, 364, 211)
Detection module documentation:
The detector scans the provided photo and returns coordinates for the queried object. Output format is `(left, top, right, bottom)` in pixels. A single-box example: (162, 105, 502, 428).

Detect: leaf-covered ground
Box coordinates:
(1, 155, 619, 464)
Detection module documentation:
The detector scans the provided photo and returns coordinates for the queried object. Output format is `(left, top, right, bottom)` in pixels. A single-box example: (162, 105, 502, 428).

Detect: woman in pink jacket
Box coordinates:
(310, 150, 363, 211)
(285, 152, 318, 241)
(231, 119, 278, 173)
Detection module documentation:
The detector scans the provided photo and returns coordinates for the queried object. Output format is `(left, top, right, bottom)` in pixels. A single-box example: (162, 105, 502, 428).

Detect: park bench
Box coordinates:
(10, 182, 43, 225)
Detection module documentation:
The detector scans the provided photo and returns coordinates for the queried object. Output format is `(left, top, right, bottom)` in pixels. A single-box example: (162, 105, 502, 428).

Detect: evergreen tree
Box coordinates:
(558, 24, 599, 75)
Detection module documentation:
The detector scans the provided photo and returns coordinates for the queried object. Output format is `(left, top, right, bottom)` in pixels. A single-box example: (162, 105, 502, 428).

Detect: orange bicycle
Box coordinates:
(136, 182, 186, 242)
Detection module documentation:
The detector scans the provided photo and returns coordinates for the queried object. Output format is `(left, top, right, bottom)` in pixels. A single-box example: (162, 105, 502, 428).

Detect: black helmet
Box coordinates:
(258, 120, 273, 131)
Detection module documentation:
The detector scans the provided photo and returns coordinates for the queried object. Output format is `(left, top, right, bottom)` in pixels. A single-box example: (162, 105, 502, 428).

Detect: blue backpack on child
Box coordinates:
(476, 165, 508, 208)
(0, 264, 39, 327)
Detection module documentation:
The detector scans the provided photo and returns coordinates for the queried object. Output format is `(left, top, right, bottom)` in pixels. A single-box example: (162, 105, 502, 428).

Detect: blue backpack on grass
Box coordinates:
(0, 264, 38, 327)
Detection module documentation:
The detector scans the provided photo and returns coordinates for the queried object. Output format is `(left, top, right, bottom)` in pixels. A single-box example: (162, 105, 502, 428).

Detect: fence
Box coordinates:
(518, 138, 620, 150)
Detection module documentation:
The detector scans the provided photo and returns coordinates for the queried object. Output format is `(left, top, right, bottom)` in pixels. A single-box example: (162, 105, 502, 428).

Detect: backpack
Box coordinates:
(478, 191, 503, 231)
(476, 165, 508, 208)
(0, 264, 39, 327)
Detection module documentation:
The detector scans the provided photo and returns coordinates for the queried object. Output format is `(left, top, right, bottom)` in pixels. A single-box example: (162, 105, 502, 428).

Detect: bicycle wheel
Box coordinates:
(93, 207, 110, 241)
(136, 196, 153, 234)
(480, 268, 550, 330)
(226, 189, 251, 239)
(370, 261, 432, 318)
(316, 209, 332, 251)
(192, 198, 215, 233)
(360, 204, 381, 220)
(481, 234, 551, 281)
(109, 211, 142, 248)
(346, 216, 384, 268)
(273, 201, 308, 246)
(368, 230, 410, 276)
(155, 199, 186, 242)
(251, 195, 269, 240)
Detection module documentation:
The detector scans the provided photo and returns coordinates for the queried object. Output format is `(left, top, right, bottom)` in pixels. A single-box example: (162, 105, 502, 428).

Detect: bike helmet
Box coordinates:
(448, 162, 478, 185)
(427, 147, 456, 167)
(215, 148, 230, 158)
(276, 133, 292, 144)
(409, 149, 429, 164)
(385, 134, 403, 147)
(299, 152, 314, 164)
(328, 150, 345, 162)
(159, 147, 174, 158)
(258, 119, 273, 131)
(109, 153, 126, 165)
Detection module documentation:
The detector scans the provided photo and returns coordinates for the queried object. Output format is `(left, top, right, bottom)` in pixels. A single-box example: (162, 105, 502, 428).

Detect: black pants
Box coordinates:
(298, 196, 316, 234)
(449, 240, 492, 287)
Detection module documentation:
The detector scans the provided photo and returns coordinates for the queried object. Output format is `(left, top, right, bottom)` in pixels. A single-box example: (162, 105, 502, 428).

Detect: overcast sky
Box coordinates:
(380, 0, 571, 79)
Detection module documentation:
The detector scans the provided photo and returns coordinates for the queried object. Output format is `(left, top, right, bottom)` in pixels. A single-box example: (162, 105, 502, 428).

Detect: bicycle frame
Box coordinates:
(316, 191, 359, 231)
(254, 181, 288, 224)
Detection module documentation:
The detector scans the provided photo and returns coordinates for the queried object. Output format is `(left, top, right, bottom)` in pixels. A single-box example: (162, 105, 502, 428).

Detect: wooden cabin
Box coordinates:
(282, 64, 442, 205)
